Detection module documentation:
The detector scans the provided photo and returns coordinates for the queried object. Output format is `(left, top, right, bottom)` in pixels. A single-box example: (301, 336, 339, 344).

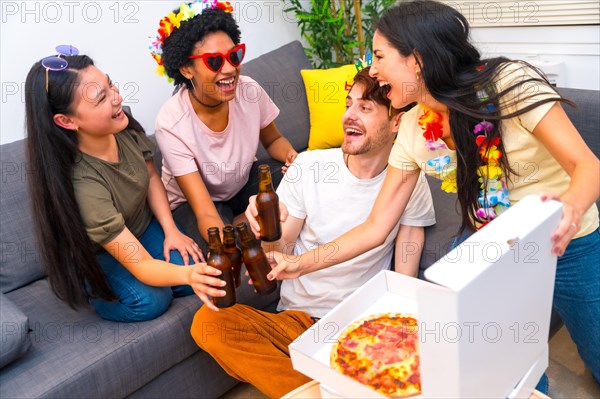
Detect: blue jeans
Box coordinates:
(451, 228, 600, 391)
(552, 228, 600, 383)
(91, 218, 195, 322)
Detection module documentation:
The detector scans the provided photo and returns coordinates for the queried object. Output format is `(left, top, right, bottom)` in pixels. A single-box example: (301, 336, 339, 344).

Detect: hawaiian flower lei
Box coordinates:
(148, 0, 234, 81)
(473, 84, 510, 227)
(419, 68, 511, 228)
(419, 106, 458, 193)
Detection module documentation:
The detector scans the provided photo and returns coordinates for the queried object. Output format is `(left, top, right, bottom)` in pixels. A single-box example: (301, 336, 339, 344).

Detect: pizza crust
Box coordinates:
(330, 313, 421, 398)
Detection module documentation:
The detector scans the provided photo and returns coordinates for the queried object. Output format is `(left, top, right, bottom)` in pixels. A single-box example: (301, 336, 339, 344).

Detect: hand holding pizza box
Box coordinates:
(290, 195, 562, 398)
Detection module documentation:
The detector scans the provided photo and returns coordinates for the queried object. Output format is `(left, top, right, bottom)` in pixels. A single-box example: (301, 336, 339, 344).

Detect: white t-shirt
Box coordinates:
(154, 76, 280, 207)
(276, 148, 436, 318)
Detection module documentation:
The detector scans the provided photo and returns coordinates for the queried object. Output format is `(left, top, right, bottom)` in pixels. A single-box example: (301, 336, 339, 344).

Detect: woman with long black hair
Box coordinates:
(268, 0, 600, 390)
(25, 48, 227, 321)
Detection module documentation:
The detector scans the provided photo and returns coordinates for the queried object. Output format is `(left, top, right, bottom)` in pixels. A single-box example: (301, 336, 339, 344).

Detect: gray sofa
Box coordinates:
(1, 40, 598, 398)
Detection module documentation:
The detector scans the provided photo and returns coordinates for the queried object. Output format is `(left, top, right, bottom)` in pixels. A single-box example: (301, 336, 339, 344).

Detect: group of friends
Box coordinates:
(25, 0, 599, 397)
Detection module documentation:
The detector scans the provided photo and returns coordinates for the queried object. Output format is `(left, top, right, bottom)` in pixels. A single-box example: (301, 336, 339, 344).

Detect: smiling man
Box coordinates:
(190, 67, 436, 399)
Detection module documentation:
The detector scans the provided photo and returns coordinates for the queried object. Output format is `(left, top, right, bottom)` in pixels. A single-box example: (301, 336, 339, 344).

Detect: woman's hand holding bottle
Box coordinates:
(187, 263, 227, 311)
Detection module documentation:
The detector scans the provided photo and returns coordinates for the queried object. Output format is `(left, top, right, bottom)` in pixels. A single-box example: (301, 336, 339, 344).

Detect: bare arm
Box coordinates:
(393, 225, 424, 277)
(259, 122, 298, 167)
(175, 171, 224, 243)
(269, 166, 421, 279)
(145, 160, 203, 264)
(533, 103, 600, 255)
(102, 227, 225, 310)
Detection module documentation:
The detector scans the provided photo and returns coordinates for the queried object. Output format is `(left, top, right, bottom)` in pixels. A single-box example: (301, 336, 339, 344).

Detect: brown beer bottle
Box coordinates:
(207, 227, 236, 308)
(256, 164, 282, 242)
(235, 222, 277, 295)
(222, 225, 242, 288)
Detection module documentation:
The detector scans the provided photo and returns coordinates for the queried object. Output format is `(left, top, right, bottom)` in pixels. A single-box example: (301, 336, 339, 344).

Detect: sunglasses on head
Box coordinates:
(188, 43, 246, 73)
(41, 45, 79, 93)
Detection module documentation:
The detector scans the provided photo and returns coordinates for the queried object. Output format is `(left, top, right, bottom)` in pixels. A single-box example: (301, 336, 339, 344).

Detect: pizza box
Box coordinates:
(289, 195, 562, 398)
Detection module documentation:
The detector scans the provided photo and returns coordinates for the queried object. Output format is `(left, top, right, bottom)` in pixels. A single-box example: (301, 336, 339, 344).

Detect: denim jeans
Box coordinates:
(91, 218, 195, 322)
(552, 228, 600, 383)
(451, 227, 600, 391)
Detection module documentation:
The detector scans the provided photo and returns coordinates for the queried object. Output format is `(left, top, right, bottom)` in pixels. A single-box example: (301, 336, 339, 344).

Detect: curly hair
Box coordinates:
(162, 8, 241, 88)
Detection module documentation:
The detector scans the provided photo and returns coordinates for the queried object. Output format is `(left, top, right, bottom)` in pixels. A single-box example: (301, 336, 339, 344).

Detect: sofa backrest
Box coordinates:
(558, 87, 600, 158)
(559, 87, 600, 212)
(0, 139, 46, 294)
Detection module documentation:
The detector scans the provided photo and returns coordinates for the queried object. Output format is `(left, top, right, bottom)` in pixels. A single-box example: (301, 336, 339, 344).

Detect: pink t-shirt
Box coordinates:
(155, 76, 280, 208)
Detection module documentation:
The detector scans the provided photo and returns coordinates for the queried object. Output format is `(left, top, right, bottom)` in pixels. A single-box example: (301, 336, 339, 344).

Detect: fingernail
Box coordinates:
(267, 274, 273, 280)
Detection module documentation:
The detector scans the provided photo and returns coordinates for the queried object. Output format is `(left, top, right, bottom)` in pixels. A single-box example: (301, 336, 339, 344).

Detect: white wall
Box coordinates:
(2, 2, 599, 145)
(471, 25, 600, 90)
(0, 0, 302, 144)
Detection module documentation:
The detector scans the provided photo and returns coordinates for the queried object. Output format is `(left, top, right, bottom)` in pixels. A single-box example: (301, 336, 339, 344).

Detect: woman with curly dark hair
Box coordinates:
(150, 0, 297, 254)
(25, 46, 229, 321)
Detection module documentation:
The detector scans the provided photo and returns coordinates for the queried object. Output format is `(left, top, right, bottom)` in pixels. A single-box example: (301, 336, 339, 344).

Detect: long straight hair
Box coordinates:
(25, 55, 143, 308)
(377, 0, 574, 233)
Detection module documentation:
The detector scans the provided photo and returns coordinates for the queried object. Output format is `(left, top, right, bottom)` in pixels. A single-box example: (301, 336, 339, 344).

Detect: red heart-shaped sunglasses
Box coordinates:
(188, 43, 246, 73)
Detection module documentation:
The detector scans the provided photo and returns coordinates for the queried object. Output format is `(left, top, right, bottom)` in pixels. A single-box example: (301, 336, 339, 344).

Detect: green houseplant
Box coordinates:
(283, 0, 397, 68)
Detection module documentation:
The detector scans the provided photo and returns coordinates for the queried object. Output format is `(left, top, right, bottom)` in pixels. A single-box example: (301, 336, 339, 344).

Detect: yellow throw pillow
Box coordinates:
(301, 64, 357, 150)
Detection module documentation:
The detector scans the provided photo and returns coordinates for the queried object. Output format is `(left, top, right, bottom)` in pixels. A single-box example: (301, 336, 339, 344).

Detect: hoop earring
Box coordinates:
(190, 78, 196, 92)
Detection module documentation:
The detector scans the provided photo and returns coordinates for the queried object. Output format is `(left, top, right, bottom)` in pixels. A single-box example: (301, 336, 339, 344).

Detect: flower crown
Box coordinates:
(149, 0, 234, 81)
(345, 52, 373, 91)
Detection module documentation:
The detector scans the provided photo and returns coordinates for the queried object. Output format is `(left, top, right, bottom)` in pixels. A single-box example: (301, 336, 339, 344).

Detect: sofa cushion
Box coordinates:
(300, 64, 356, 150)
(0, 293, 31, 368)
(0, 277, 279, 398)
(0, 139, 45, 294)
(127, 349, 238, 399)
(241, 41, 312, 160)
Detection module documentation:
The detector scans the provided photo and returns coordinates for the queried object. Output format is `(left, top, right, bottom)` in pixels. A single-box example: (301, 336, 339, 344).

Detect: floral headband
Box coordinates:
(149, 0, 234, 81)
(345, 52, 373, 91)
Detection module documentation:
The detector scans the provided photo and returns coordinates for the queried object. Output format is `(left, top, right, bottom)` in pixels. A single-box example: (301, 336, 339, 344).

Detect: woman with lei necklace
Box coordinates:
(267, 0, 600, 391)
(150, 0, 297, 255)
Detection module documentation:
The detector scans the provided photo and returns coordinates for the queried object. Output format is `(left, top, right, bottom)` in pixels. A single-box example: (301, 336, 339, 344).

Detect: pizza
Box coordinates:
(330, 313, 421, 397)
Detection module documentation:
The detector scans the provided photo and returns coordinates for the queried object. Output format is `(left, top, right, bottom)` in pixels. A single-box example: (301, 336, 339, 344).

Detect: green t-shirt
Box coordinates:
(72, 129, 155, 251)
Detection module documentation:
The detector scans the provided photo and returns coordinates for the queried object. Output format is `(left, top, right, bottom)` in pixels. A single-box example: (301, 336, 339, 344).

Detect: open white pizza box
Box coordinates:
(289, 195, 562, 398)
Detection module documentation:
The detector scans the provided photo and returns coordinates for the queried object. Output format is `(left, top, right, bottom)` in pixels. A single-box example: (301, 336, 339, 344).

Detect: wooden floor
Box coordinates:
(220, 326, 599, 398)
